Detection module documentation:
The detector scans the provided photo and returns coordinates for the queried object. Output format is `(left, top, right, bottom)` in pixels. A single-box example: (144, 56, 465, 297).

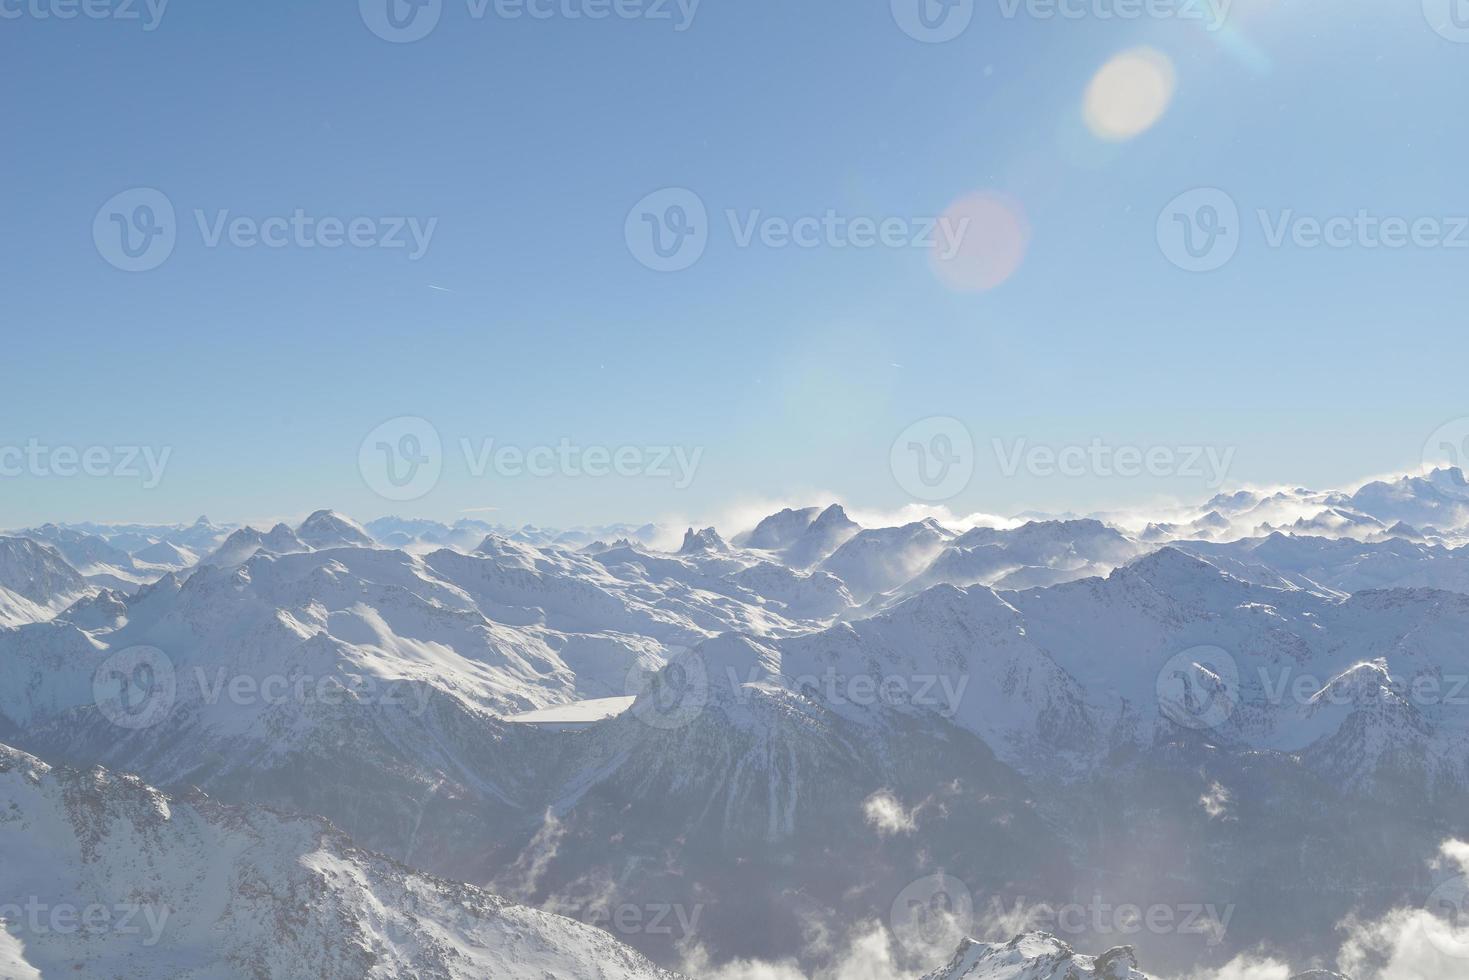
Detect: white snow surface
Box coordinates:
(0, 742, 682, 980)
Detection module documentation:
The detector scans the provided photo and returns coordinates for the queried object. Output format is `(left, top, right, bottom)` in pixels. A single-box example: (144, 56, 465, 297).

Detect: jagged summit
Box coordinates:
(739, 503, 858, 553)
(742, 505, 824, 550)
(678, 526, 728, 554)
(581, 537, 640, 555)
(204, 522, 309, 568)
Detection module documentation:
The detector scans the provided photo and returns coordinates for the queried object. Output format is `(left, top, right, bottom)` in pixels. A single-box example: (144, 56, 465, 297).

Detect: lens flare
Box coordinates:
(930, 192, 1030, 292)
(1083, 47, 1176, 142)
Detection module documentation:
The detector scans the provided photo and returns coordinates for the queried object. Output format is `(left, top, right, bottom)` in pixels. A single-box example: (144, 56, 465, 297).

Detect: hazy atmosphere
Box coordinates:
(3, 3, 1469, 980)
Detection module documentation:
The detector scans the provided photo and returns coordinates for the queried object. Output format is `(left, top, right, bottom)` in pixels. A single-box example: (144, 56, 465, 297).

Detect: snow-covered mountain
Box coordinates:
(132, 539, 197, 568)
(7, 518, 232, 593)
(678, 526, 729, 555)
(11, 524, 154, 592)
(1127, 468, 1469, 547)
(899, 519, 1143, 596)
(365, 518, 668, 554)
(921, 935, 1151, 980)
(0, 742, 680, 979)
(8, 471, 1469, 977)
(819, 518, 955, 602)
(920, 933, 1364, 980)
(1177, 532, 1469, 595)
(1349, 467, 1469, 528)
(296, 508, 377, 550)
(0, 536, 93, 627)
(741, 503, 861, 569)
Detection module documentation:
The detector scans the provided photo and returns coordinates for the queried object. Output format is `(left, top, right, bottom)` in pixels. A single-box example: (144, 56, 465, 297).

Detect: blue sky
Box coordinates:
(3, 0, 1468, 530)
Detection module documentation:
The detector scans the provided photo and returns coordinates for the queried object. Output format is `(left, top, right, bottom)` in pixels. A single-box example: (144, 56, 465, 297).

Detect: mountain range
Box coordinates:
(5, 470, 1469, 977)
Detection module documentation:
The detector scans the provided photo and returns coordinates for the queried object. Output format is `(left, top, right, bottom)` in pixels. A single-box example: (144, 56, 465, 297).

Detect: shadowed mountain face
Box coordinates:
(0, 536, 94, 627)
(6, 483, 1469, 977)
(0, 743, 682, 980)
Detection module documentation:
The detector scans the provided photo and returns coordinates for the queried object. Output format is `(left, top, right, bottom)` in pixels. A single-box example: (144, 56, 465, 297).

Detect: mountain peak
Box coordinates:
(924, 933, 1151, 980)
(678, 527, 728, 555)
(743, 506, 822, 550)
(1309, 660, 1397, 709)
(1113, 547, 1231, 591)
(813, 503, 854, 527)
(1194, 510, 1231, 530)
(296, 510, 374, 550)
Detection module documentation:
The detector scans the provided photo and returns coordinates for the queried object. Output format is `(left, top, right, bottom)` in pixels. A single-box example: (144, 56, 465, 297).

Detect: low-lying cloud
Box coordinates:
(677, 840, 1469, 980)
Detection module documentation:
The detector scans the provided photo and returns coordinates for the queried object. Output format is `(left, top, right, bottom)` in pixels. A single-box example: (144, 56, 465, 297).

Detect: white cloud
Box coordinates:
(683, 922, 922, 980)
(1179, 958, 1293, 980)
(862, 791, 918, 837)
(492, 808, 564, 901)
(679, 946, 808, 980)
(1336, 839, 1469, 979)
(1199, 782, 1233, 820)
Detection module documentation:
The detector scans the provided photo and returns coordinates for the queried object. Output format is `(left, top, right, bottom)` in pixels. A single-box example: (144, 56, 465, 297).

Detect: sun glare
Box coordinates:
(1083, 47, 1177, 142)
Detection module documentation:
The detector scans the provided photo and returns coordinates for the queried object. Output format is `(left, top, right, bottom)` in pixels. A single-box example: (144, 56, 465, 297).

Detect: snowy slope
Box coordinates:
(296, 509, 377, 550)
(819, 519, 955, 601)
(0, 742, 681, 980)
(0, 536, 94, 627)
(203, 522, 309, 567)
(10, 525, 151, 592)
(896, 520, 1144, 597)
(9, 482, 1469, 977)
(1179, 532, 1469, 596)
(740, 504, 861, 568)
(132, 539, 197, 568)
